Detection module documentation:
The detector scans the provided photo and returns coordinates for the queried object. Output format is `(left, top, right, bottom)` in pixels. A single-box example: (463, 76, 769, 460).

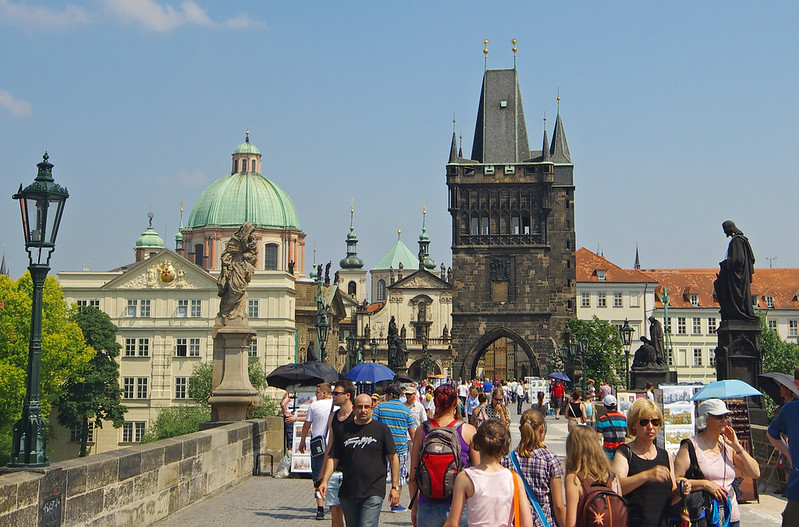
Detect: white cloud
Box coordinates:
(0, 90, 32, 117)
(0, 0, 92, 28)
(101, 0, 262, 32)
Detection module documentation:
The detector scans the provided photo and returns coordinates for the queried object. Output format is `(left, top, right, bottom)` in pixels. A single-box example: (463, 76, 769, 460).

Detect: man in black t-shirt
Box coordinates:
(320, 393, 399, 527)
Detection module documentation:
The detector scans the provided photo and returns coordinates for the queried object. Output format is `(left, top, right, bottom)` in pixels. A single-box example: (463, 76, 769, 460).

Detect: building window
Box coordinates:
(768, 319, 778, 331)
(708, 318, 717, 334)
(580, 292, 590, 308)
(597, 270, 606, 281)
(790, 320, 798, 337)
(665, 318, 672, 333)
(123, 377, 134, 399)
(176, 338, 188, 357)
(613, 292, 623, 308)
(512, 216, 520, 235)
(251, 159, 257, 172)
(137, 378, 148, 399)
(77, 299, 100, 310)
(348, 281, 357, 297)
(597, 292, 606, 308)
(139, 299, 151, 317)
(70, 422, 94, 443)
(123, 377, 148, 399)
(377, 279, 386, 301)
(690, 294, 699, 307)
(248, 339, 258, 357)
(189, 338, 201, 357)
(248, 300, 259, 318)
(693, 348, 703, 366)
(766, 296, 775, 309)
(122, 422, 146, 443)
(265, 243, 279, 270)
(127, 300, 137, 318)
(125, 338, 136, 357)
(667, 349, 674, 366)
(191, 299, 202, 317)
(709, 351, 716, 367)
(177, 299, 188, 318)
(677, 317, 686, 335)
(480, 216, 489, 235)
(692, 317, 702, 335)
(175, 377, 189, 399)
(138, 338, 149, 357)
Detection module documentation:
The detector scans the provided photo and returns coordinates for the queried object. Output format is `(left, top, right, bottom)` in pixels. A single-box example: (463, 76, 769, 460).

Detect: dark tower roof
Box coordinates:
(449, 131, 459, 163)
(550, 105, 572, 164)
(471, 69, 530, 163)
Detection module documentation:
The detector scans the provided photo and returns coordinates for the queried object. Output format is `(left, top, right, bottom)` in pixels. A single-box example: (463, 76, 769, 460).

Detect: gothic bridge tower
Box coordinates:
(448, 52, 576, 381)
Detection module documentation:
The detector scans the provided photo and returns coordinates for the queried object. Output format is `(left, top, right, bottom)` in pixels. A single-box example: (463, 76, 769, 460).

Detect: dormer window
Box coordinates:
(690, 294, 699, 307)
(596, 270, 606, 281)
(766, 295, 775, 309)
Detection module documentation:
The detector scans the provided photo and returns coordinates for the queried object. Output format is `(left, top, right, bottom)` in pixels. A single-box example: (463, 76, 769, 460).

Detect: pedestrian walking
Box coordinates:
(319, 393, 400, 527)
(320, 379, 356, 527)
(516, 381, 526, 414)
(768, 365, 799, 526)
(298, 383, 335, 520)
(595, 395, 627, 459)
(374, 384, 416, 512)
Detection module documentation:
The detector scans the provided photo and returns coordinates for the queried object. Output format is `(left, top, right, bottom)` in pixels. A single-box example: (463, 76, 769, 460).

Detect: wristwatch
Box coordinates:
(391, 486, 400, 491)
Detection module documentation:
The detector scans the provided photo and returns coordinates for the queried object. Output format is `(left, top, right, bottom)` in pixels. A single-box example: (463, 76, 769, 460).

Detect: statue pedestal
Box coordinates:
(630, 369, 678, 390)
(209, 324, 262, 422)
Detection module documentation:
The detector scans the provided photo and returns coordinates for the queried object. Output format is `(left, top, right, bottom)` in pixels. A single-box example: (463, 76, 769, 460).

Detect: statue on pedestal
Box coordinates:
(714, 220, 758, 323)
(216, 223, 257, 323)
(632, 316, 666, 369)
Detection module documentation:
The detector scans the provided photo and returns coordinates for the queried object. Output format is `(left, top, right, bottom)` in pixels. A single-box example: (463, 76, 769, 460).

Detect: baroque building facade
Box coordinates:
(448, 63, 577, 381)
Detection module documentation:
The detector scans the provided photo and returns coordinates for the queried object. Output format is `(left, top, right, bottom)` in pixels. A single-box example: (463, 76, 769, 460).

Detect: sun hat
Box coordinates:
(603, 394, 617, 408)
(696, 398, 732, 430)
(403, 386, 416, 395)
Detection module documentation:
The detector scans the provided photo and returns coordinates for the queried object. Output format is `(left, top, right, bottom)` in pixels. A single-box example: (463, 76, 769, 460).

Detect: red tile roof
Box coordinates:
(576, 248, 657, 283)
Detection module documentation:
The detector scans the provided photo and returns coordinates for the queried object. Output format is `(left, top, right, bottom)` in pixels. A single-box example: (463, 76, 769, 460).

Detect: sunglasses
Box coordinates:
(331, 391, 346, 396)
(493, 397, 504, 401)
(638, 418, 662, 427)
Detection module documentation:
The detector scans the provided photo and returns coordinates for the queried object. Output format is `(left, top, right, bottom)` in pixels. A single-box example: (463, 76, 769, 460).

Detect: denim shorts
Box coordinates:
(324, 471, 343, 507)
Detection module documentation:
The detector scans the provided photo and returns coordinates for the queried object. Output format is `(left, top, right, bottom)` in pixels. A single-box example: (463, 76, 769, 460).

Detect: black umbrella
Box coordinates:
(759, 372, 799, 403)
(266, 361, 338, 390)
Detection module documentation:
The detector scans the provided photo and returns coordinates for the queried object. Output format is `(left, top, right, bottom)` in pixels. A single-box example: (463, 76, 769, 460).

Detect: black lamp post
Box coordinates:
(370, 338, 378, 362)
(569, 336, 580, 392)
(314, 275, 330, 362)
(580, 336, 589, 394)
(10, 152, 69, 467)
(620, 318, 634, 390)
(345, 331, 356, 372)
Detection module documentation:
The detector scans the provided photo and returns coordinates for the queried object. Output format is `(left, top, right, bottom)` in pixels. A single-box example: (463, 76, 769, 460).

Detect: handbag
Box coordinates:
(668, 438, 712, 527)
(309, 435, 325, 457)
(509, 451, 551, 527)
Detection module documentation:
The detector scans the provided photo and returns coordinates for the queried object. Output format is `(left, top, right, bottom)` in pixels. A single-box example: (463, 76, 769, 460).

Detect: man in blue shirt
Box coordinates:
(768, 365, 799, 526)
(373, 384, 416, 512)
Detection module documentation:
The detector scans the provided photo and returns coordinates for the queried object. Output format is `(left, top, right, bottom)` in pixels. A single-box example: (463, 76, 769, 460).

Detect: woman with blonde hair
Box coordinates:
(564, 425, 621, 527)
(675, 398, 760, 527)
(502, 409, 565, 527)
(612, 398, 687, 526)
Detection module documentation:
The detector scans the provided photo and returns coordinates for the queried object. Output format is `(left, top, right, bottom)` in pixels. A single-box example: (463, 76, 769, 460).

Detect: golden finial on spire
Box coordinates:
(483, 39, 489, 55)
(512, 39, 517, 68)
(179, 200, 183, 212)
(397, 220, 402, 238)
(245, 129, 250, 142)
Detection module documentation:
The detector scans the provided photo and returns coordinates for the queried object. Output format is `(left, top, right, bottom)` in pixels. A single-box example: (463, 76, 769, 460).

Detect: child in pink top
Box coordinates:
(445, 420, 533, 527)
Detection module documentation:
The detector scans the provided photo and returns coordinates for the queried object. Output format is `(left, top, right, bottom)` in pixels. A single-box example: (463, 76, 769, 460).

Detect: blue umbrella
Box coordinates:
(691, 379, 762, 401)
(345, 362, 396, 384)
(548, 372, 570, 382)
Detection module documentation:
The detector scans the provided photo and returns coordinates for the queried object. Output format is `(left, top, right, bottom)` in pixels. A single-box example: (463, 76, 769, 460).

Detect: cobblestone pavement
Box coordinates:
(155, 403, 786, 526)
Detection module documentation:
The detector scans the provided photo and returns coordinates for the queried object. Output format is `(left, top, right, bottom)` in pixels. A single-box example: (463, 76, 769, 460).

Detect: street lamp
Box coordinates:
(580, 336, 589, 394)
(370, 337, 378, 362)
(10, 152, 69, 467)
(345, 331, 356, 372)
(620, 319, 634, 390)
(569, 335, 580, 392)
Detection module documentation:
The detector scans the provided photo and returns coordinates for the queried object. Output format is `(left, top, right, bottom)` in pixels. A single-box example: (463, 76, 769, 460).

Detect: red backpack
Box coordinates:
(416, 419, 464, 499)
(575, 472, 628, 527)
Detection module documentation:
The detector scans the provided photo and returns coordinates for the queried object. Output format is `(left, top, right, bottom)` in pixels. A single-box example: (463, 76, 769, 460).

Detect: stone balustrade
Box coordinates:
(0, 417, 283, 526)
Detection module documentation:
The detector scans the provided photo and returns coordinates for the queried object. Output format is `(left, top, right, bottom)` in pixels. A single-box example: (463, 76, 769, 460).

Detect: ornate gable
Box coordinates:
(390, 270, 452, 291)
(104, 249, 217, 290)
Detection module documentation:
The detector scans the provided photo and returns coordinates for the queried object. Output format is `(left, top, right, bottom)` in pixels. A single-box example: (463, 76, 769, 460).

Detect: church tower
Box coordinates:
(338, 205, 367, 302)
(448, 43, 576, 379)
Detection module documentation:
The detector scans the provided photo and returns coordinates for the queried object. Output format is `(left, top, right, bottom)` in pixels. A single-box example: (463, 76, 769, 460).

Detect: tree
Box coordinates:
(189, 358, 277, 418)
(0, 273, 92, 464)
(55, 306, 127, 456)
(562, 316, 625, 388)
(760, 314, 799, 376)
(140, 406, 210, 443)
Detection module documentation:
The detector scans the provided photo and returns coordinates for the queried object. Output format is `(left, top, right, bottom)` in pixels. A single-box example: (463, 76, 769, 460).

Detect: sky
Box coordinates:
(1, 1, 798, 279)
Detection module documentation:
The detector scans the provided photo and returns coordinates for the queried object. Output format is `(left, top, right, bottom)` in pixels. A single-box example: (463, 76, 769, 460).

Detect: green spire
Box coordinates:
(340, 204, 364, 269)
(418, 207, 436, 270)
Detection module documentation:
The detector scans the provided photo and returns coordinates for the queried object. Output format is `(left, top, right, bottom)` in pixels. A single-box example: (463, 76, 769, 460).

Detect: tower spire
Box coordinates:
(541, 113, 551, 161)
(340, 203, 364, 269)
(175, 200, 184, 251)
(449, 117, 459, 163)
(418, 205, 436, 271)
(634, 241, 641, 270)
(0, 245, 8, 277)
(550, 95, 572, 163)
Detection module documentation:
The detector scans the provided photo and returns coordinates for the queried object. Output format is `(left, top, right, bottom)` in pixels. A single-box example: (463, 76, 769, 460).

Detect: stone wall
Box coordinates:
(0, 417, 283, 527)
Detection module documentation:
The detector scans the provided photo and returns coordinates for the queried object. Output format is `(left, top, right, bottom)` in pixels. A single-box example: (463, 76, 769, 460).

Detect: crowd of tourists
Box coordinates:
(294, 374, 774, 527)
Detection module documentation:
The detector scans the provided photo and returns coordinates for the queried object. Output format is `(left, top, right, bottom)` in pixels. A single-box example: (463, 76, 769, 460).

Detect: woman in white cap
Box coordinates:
(674, 398, 760, 527)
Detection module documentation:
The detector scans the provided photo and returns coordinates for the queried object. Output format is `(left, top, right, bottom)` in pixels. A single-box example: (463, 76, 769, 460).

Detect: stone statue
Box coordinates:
(389, 266, 395, 284)
(364, 324, 370, 339)
(447, 267, 452, 283)
(356, 346, 364, 365)
(306, 340, 317, 362)
(388, 316, 398, 343)
(288, 260, 295, 274)
(419, 248, 425, 270)
(398, 262, 404, 281)
(400, 324, 407, 341)
(714, 220, 757, 323)
(442, 324, 449, 340)
(216, 223, 257, 322)
(441, 263, 446, 280)
(633, 316, 667, 369)
(324, 261, 331, 285)
(317, 264, 323, 281)
(334, 270, 340, 284)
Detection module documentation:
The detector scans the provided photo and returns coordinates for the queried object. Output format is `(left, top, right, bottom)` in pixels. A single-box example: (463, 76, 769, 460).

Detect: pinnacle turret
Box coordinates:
(340, 206, 364, 269)
(550, 101, 572, 164)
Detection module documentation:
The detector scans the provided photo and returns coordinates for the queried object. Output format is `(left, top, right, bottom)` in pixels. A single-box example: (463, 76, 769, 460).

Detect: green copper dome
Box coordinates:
(187, 173, 300, 230)
(233, 140, 260, 155)
(136, 226, 164, 249)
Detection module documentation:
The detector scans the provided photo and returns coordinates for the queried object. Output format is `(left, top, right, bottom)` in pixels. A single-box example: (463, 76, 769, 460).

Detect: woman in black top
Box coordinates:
(565, 390, 585, 432)
(612, 398, 689, 527)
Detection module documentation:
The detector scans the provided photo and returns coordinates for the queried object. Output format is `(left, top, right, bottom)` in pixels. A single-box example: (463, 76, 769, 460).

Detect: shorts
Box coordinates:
(324, 471, 343, 507)
(385, 450, 409, 486)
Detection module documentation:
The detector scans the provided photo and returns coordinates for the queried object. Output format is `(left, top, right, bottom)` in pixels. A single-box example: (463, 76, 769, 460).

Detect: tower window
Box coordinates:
(251, 159, 257, 172)
(481, 216, 489, 235)
(471, 217, 479, 235)
(512, 216, 520, 235)
(194, 244, 204, 266)
(377, 279, 386, 301)
(348, 281, 357, 297)
(264, 243, 278, 270)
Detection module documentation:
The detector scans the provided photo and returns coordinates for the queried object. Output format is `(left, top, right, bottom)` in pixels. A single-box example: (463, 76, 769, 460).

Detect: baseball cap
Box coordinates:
(602, 394, 617, 408)
(403, 386, 416, 395)
(384, 384, 401, 397)
(696, 398, 731, 429)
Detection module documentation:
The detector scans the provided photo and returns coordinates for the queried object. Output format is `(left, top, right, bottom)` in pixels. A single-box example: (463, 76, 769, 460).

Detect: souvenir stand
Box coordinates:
(724, 398, 758, 502)
(657, 384, 704, 454)
(289, 387, 316, 474)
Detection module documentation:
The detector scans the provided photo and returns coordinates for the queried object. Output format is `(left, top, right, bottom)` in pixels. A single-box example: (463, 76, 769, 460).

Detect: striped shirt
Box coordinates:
(596, 411, 627, 458)
(373, 399, 414, 454)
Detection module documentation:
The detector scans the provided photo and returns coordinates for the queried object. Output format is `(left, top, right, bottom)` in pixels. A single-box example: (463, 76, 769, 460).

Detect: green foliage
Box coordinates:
(760, 314, 799, 376)
(188, 361, 213, 406)
(140, 406, 211, 443)
(562, 317, 625, 388)
(56, 306, 127, 456)
(189, 357, 277, 415)
(0, 273, 91, 448)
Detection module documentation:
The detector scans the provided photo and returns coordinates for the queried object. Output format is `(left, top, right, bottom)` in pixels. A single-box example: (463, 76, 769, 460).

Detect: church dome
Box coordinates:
(373, 232, 418, 271)
(187, 136, 300, 231)
(135, 213, 164, 249)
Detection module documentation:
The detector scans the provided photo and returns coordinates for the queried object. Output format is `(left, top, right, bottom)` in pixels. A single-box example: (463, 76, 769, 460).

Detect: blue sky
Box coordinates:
(1, 1, 798, 279)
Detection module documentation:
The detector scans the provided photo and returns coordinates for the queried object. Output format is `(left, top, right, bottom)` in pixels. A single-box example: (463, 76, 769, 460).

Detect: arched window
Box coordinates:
(264, 243, 278, 270)
(348, 281, 357, 297)
(251, 159, 257, 172)
(377, 279, 386, 301)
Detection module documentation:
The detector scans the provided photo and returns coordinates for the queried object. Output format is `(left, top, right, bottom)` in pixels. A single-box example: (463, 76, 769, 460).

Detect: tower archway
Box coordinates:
(456, 327, 540, 381)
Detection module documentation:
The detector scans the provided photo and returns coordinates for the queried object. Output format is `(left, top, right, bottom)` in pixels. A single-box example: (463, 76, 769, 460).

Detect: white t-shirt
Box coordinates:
(516, 383, 525, 396)
(407, 400, 428, 428)
(305, 398, 336, 439)
(458, 383, 469, 398)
